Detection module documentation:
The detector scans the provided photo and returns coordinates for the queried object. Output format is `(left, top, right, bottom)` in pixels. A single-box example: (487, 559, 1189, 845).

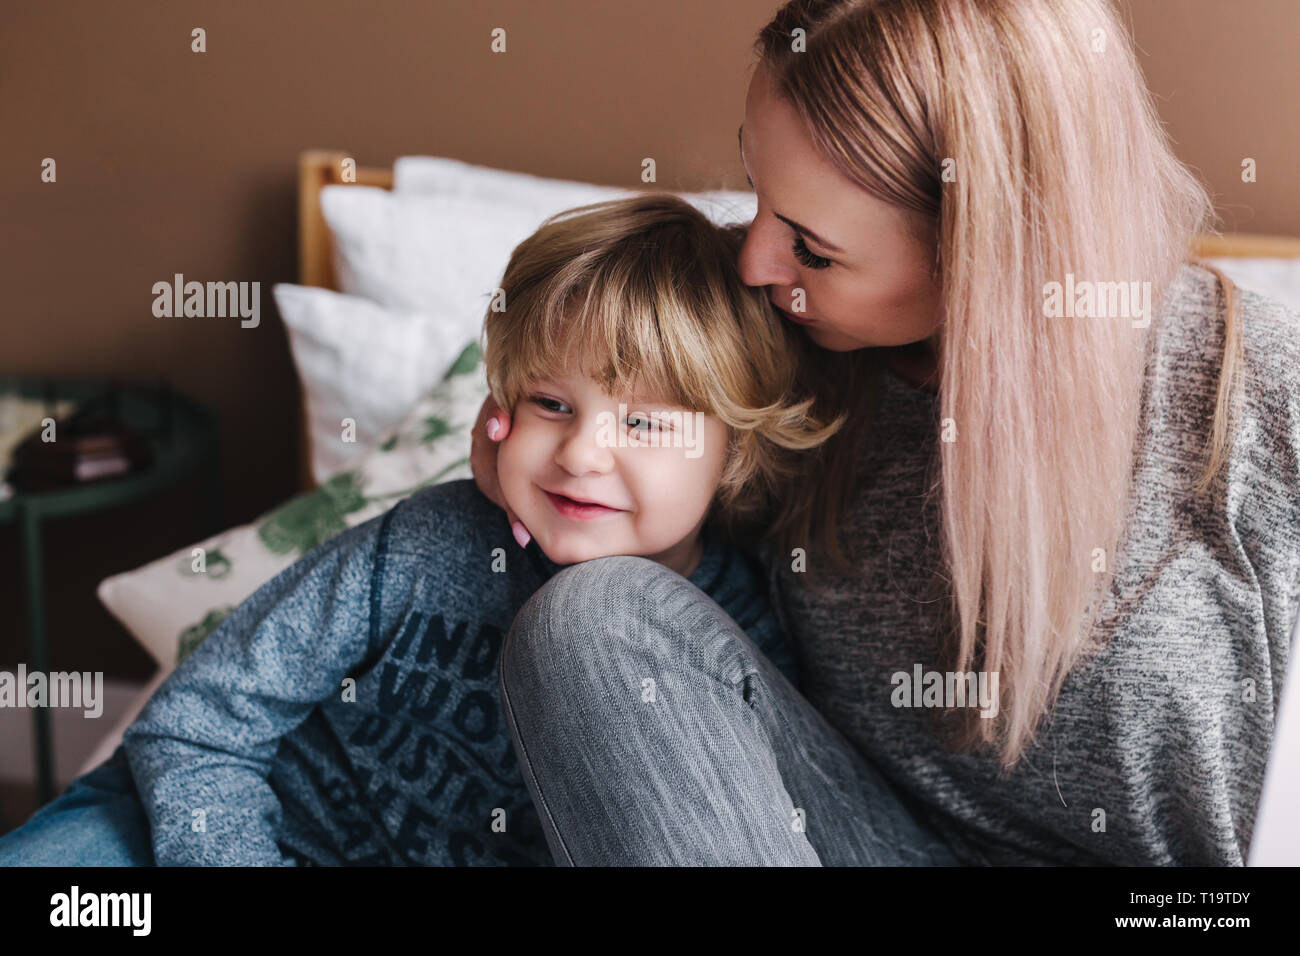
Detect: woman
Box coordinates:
(477, 0, 1300, 865)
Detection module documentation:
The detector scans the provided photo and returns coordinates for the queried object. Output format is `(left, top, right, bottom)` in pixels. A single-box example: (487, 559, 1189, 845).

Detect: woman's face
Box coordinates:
(737, 62, 943, 354)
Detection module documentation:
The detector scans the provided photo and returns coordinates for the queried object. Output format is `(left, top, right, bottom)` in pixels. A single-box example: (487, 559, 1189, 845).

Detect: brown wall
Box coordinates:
(1124, 0, 1300, 233)
(2, 0, 1297, 678)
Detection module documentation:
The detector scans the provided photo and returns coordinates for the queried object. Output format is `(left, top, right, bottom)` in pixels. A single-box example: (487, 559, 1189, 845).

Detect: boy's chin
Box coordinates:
(533, 532, 624, 568)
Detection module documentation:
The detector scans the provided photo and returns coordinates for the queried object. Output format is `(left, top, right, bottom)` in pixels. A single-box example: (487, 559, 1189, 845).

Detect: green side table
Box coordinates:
(0, 379, 222, 806)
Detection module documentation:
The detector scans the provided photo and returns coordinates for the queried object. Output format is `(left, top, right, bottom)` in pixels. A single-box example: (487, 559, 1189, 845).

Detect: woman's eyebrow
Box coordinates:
(737, 123, 846, 255)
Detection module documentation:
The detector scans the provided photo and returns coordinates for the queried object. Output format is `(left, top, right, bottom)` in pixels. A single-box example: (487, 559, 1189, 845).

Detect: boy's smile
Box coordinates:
(541, 488, 626, 520)
(496, 361, 729, 578)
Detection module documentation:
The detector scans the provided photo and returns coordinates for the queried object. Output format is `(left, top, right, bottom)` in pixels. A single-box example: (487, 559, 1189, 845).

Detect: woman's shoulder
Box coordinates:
(1146, 262, 1300, 619)
(1159, 261, 1300, 401)
(1152, 263, 1300, 460)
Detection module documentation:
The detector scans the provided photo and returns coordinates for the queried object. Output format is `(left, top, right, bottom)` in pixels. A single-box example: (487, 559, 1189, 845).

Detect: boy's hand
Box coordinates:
(470, 395, 531, 548)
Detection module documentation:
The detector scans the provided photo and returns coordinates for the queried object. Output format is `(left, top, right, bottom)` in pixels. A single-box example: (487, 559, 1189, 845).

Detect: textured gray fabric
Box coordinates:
(764, 263, 1300, 865)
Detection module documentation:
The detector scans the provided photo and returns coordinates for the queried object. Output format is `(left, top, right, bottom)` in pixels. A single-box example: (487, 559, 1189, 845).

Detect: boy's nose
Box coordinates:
(554, 422, 615, 475)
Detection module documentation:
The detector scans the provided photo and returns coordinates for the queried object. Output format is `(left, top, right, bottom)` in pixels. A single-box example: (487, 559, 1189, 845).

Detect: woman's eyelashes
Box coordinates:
(792, 234, 832, 270)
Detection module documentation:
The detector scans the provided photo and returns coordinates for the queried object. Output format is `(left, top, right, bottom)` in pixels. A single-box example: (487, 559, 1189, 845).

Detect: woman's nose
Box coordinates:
(737, 213, 798, 289)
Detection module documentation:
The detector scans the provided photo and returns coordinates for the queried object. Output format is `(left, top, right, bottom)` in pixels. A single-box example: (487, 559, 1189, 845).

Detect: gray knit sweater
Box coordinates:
(764, 263, 1300, 865)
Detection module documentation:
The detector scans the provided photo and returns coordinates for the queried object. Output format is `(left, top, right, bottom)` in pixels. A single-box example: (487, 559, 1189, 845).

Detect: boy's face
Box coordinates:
(497, 362, 730, 578)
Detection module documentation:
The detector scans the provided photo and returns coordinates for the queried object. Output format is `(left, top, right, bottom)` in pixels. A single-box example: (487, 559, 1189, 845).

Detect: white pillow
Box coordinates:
(392, 154, 757, 224)
(273, 284, 470, 483)
(321, 187, 544, 316)
(394, 154, 638, 208)
(320, 167, 756, 318)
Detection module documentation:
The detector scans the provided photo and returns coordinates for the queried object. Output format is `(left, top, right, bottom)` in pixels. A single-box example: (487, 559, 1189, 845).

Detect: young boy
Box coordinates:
(0, 194, 844, 866)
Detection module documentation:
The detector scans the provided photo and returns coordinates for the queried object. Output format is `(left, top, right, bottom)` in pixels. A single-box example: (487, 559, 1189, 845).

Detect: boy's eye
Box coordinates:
(626, 412, 666, 432)
(530, 395, 570, 414)
(529, 395, 674, 433)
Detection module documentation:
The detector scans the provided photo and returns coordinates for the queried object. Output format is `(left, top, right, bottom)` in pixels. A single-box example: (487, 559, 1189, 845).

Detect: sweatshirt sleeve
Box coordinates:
(122, 504, 399, 866)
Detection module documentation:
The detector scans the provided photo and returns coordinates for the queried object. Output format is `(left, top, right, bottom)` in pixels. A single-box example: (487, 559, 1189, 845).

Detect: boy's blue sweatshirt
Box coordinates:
(122, 479, 799, 866)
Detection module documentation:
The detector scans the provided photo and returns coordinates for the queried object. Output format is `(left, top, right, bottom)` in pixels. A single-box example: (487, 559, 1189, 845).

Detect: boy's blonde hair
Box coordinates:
(482, 193, 845, 546)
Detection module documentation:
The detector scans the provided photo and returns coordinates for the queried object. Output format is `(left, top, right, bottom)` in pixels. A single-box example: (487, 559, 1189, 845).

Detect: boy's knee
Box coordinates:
(501, 555, 680, 682)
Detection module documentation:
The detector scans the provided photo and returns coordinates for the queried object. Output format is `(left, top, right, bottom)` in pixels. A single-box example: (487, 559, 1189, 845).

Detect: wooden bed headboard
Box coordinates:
(298, 150, 394, 293)
(294, 148, 1300, 492)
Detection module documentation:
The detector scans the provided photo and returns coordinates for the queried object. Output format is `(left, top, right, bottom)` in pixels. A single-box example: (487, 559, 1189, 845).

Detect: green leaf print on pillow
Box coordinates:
(173, 547, 232, 581)
(257, 471, 368, 557)
(376, 341, 481, 454)
(421, 416, 453, 444)
(446, 340, 482, 377)
(178, 606, 235, 664)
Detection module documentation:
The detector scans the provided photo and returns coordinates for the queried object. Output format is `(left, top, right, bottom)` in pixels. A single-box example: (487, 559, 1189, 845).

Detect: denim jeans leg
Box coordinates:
(499, 555, 961, 866)
(0, 745, 153, 866)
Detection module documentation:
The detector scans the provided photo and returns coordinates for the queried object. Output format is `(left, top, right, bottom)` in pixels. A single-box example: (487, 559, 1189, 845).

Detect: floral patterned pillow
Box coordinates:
(98, 340, 489, 671)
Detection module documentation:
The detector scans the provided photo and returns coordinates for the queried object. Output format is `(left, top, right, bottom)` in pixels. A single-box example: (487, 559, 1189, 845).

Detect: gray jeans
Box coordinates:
(498, 555, 962, 866)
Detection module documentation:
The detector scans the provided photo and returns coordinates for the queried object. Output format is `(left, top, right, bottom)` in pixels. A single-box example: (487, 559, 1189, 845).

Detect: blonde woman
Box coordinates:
(476, 0, 1300, 865)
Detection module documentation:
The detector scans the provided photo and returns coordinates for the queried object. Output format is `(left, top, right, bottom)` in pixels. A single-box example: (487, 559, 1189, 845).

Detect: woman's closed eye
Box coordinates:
(793, 234, 832, 270)
(744, 168, 833, 270)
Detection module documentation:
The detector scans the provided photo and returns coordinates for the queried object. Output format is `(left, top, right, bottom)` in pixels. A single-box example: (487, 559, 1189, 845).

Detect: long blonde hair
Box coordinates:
(757, 0, 1244, 769)
(483, 193, 847, 547)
